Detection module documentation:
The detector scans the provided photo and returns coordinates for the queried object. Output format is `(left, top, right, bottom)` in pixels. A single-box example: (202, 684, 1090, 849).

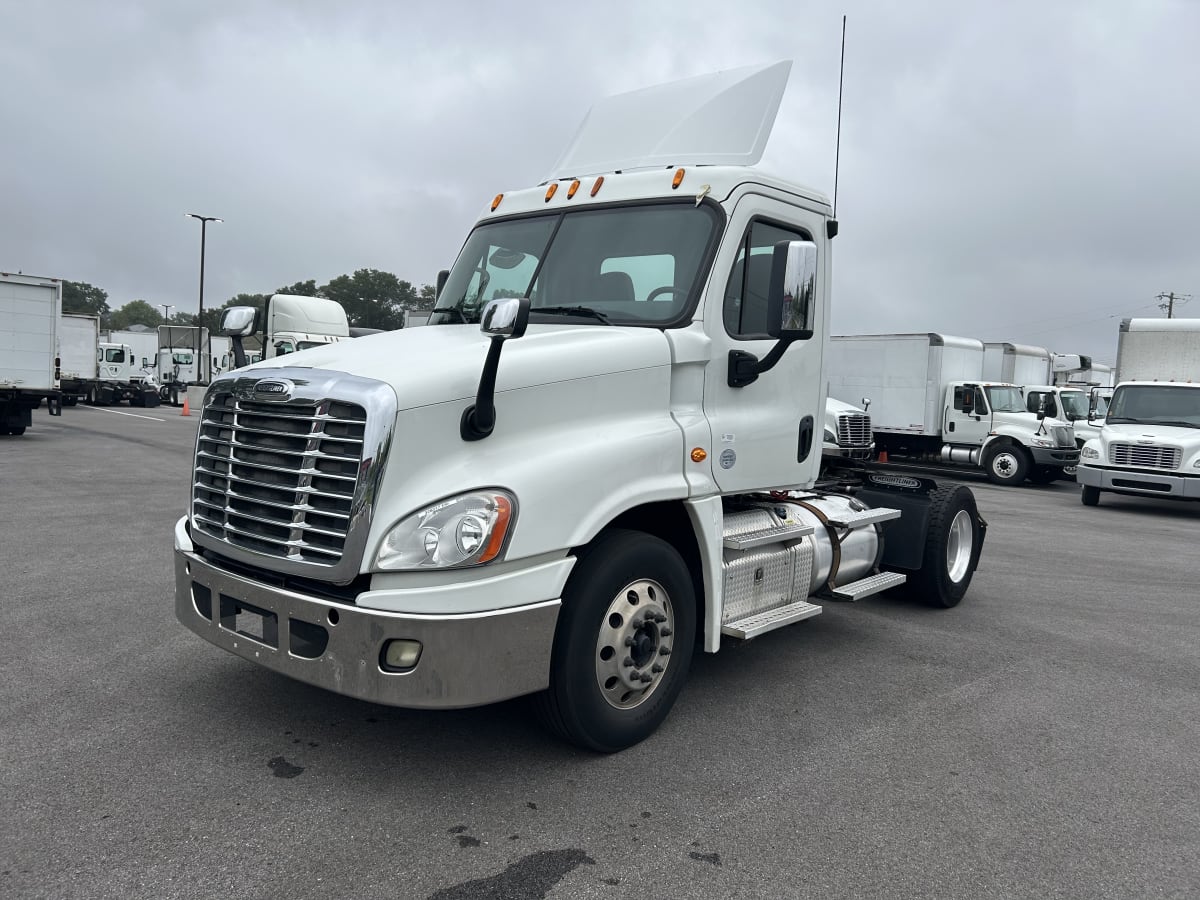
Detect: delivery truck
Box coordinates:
(1, 272, 63, 434)
(828, 333, 1079, 485)
(59, 315, 160, 407)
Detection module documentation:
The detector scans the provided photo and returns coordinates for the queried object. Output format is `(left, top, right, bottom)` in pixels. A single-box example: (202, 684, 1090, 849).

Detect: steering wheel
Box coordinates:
(646, 286, 687, 302)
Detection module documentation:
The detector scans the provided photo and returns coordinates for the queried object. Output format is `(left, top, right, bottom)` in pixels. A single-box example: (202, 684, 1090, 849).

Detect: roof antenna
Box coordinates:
(833, 15, 847, 218)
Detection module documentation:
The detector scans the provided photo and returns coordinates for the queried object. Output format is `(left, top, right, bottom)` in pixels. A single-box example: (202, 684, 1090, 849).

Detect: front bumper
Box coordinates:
(174, 523, 562, 709)
(1031, 446, 1080, 467)
(1077, 464, 1200, 499)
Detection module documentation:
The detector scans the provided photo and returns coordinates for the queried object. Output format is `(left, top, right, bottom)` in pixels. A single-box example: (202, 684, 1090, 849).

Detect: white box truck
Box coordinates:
(59, 315, 160, 407)
(1, 272, 63, 434)
(827, 333, 1079, 485)
(1078, 318, 1200, 505)
(174, 62, 989, 752)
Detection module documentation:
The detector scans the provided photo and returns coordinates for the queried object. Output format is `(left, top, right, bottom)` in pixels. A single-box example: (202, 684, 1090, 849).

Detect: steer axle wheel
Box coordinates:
(984, 444, 1029, 486)
(536, 528, 696, 752)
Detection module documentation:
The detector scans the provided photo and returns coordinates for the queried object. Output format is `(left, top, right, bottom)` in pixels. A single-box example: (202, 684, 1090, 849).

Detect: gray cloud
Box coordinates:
(2, 0, 1197, 364)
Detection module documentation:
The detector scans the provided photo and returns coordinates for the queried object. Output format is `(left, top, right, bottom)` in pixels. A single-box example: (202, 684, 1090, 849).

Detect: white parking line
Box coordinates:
(78, 406, 167, 423)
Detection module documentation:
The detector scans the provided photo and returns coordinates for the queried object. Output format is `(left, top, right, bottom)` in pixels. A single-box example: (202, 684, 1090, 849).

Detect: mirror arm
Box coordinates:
(461, 337, 506, 441)
(727, 337, 797, 388)
(230, 335, 248, 370)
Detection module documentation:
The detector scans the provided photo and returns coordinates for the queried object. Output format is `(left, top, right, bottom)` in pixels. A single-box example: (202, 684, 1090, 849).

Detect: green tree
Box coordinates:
(109, 299, 164, 330)
(275, 280, 319, 297)
(320, 269, 419, 330)
(62, 281, 111, 322)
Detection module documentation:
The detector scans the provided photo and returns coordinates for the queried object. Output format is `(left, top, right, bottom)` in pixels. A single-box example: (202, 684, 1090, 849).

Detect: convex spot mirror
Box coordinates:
(765, 240, 817, 341)
(480, 296, 530, 340)
(221, 306, 257, 337)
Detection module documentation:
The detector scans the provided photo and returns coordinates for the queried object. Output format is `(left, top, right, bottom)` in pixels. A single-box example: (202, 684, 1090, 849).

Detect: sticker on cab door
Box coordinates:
(720, 449, 737, 469)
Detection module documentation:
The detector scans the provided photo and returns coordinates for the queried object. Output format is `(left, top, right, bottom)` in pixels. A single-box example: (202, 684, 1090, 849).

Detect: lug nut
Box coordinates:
(624, 636, 635, 646)
(654, 614, 667, 623)
(659, 628, 672, 637)
(651, 664, 664, 674)
(659, 647, 671, 656)
(639, 673, 653, 683)
(623, 657, 635, 668)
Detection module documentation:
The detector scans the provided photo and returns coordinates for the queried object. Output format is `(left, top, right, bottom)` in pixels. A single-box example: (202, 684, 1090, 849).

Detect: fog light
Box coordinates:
(382, 639, 423, 671)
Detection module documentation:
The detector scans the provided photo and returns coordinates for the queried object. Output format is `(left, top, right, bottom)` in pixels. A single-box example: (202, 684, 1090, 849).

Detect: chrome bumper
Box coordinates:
(174, 549, 561, 709)
(1077, 464, 1200, 499)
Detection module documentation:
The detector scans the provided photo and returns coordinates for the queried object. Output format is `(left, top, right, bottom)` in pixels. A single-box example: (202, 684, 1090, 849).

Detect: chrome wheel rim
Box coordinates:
(992, 451, 1018, 478)
(595, 578, 674, 710)
(946, 510, 974, 583)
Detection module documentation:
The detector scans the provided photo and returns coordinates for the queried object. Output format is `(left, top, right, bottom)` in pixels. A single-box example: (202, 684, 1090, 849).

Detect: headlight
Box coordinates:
(824, 428, 836, 443)
(375, 490, 516, 571)
(1030, 438, 1054, 448)
(1081, 445, 1100, 460)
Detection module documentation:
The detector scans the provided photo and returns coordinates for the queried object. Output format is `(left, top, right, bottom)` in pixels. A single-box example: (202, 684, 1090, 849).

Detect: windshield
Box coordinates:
(1059, 391, 1089, 420)
(430, 201, 722, 327)
(172, 352, 193, 365)
(1106, 385, 1200, 427)
(984, 385, 1026, 413)
(104, 348, 126, 363)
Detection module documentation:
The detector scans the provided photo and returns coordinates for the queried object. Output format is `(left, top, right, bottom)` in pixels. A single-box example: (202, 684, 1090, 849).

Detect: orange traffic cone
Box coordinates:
(181, 394, 190, 417)
(877, 449, 888, 463)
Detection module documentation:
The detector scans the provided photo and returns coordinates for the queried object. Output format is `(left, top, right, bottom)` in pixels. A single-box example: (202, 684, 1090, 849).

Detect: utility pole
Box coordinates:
(1156, 291, 1192, 318)
(186, 213, 223, 383)
(160, 304, 174, 324)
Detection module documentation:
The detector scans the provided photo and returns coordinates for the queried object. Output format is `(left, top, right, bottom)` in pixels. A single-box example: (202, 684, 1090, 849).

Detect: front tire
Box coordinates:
(1081, 485, 1101, 506)
(984, 444, 1029, 486)
(536, 529, 696, 752)
(906, 485, 983, 608)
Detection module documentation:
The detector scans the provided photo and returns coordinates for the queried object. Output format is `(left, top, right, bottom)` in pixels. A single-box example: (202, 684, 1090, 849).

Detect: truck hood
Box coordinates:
(242, 323, 672, 410)
(1098, 422, 1200, 445)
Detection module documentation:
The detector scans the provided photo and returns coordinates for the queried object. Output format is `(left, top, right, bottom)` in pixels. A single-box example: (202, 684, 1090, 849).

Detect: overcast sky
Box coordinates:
(3, 0, 1198, 364)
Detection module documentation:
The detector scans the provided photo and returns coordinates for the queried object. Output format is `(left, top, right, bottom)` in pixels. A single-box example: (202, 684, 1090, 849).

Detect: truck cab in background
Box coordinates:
(261, 294, 350, 360)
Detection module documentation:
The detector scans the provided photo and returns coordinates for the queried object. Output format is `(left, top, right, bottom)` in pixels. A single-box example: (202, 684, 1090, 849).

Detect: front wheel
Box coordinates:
(536, 529, 696, 752)
(905, 485, 984, 608)
(1081, 485, 1101, 506)
(984, 444, 1029, 486)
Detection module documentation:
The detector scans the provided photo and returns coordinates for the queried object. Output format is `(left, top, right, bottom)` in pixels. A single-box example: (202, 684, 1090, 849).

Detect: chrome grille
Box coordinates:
(837, 413, 872, 449)
(1051, 425, 1074, 448)
(1109, 443, 1182, 470)
(193, 395, 366, 565)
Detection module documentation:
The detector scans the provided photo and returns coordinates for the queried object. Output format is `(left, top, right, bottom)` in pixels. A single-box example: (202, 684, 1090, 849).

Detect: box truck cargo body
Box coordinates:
(0, 272, 63, 434)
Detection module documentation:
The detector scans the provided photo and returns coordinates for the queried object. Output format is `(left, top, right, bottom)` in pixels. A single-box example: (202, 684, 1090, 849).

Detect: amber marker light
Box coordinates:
(691, 448, 708, 463)
(590, 176, 605, 196)
(567, 179, 581, 199)
(672, 168, 686, 189)
(545, 183, 558, 202)
(491, 193, 504, 211)
(478, 494, 514, 563)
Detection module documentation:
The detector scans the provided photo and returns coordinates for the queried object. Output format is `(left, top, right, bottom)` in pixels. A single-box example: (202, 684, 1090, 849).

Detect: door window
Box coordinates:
(723, 220, 809, 338)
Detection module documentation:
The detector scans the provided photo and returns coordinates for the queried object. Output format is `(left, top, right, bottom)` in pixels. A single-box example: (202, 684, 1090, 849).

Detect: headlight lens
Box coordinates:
(824, 428, 836, 443)
(1031, 438, 1053, 448)
(376, 490, 516, 570)
(1081, 445, 1100, 460)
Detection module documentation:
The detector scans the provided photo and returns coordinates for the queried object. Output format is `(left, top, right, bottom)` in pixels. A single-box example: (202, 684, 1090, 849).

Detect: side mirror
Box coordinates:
(962, 392, 973, 412)
(728, 240, 817, 387)
(860, 396, 871, 412)
(436, 269, 450, 299)
(220, 306, 257, 337)
(766, 240, 817, 341)
(461, 298, 531, 441)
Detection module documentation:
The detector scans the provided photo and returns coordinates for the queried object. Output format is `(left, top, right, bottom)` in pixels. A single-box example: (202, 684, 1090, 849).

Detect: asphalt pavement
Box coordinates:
(2, 404, 1198, 899)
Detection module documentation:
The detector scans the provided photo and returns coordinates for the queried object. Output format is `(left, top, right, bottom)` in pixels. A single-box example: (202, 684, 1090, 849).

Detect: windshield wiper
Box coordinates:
(533, 305, 612, 325)
(431, 307, 468, 324)
(1149, 420, 1200, 429)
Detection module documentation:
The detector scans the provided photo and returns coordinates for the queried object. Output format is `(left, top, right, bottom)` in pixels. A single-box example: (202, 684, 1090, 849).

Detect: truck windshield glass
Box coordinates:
(984, 386, 1025, 413)
(104, 348, 126, 363)
(1058, 391, 1089, 420)
(1105, 385, 1200, 427)
(172, 352, 193, 365)
(429, 202, 721, 327)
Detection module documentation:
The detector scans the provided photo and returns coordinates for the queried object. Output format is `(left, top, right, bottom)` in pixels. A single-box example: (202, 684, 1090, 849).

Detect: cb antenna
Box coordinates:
(833, 14, 847, 218)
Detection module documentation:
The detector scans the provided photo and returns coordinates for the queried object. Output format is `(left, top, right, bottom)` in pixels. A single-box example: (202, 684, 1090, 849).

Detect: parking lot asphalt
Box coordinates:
(2, 404, 1198, 900)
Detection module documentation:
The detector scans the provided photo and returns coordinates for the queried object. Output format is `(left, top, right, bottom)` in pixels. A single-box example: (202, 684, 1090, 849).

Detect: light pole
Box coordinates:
(186, 213, 222, 382)
(160, 303, 174, 324)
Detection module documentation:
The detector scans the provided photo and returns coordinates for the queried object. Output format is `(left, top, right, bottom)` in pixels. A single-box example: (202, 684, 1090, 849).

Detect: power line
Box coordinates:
(1157, 291, 1192, 318)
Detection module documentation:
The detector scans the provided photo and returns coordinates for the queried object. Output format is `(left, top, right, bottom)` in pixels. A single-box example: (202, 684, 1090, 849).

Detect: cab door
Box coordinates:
(944, 383, 990, 445)
(701, 193, 828, 492)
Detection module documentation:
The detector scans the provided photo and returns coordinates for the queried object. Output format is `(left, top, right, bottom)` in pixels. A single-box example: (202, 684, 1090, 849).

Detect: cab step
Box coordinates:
(829, 570, 907, 601)
(721, 599, 823, 640)
(824, 507, 902, 529)
(723, 523, 815, 551)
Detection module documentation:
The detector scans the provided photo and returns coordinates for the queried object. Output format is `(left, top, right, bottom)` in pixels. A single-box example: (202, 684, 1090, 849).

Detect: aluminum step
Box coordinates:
(721, 599, 823, 640)
(824, 507, 902, 529)
(723, 522, 815, 551)
(830, 570, 907, 601)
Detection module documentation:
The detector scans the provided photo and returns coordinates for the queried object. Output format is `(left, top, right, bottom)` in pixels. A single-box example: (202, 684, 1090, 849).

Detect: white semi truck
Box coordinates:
(982, 342, 1098, 445)
(827, 333, 1079, 485)
(1, 272, 63, 435)
(59, 315, 160, 407)
(174, 62, 988, 751)
(1078, 318, 1200, 505)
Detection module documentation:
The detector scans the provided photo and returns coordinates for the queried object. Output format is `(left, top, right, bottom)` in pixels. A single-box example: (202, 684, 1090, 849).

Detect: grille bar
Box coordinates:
(837, 414, 872, 448)
(1109, 443, 1181, 470)
(196, 449, 359, 482)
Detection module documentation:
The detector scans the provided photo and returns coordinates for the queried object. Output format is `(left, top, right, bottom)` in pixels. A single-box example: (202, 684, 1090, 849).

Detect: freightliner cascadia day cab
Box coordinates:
(1078, 318, 1200, 506)
(175, 62, 988, 751)
(827, 333, 1079, 485)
